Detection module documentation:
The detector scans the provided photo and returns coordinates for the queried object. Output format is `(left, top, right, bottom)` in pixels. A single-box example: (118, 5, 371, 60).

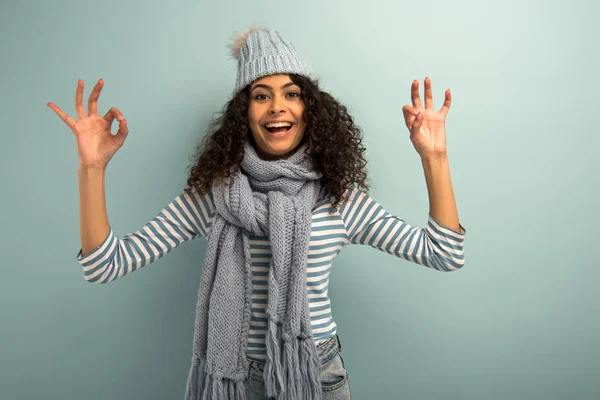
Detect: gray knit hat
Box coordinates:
(229, 25, 315, 93)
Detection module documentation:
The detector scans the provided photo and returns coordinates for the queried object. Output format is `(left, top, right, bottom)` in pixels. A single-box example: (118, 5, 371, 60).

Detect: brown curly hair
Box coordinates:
(184, 73, 370, 208)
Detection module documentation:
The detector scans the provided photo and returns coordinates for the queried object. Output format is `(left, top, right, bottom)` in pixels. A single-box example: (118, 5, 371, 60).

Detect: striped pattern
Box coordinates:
(76, 187, 466, 361)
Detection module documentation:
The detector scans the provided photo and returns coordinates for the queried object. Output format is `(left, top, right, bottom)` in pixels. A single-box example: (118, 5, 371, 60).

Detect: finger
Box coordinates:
(402, 105, 419, 129)
(411, 80, 422, 110)
(439, 89, 451, 117)
(47, 102, 76, 131)
(410, 111, 423, 133)
(424, 77, 433, 110)
(75, 79, 86, 119)
(114, 118, 129, 144)
(88, 78, 104, 116)
(103, 107, 125, 128)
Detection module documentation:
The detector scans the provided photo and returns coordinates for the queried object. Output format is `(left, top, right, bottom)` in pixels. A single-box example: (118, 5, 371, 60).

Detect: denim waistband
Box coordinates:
(246, 334, 342, 378)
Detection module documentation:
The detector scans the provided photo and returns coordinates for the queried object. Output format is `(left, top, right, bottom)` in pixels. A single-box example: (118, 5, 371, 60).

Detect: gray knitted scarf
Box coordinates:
(185, 141, 324, 400)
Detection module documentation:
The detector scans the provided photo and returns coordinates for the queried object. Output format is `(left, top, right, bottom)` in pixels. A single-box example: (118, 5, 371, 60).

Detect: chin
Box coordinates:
(257, 140, 303, 160)
(269, 142, 296, 153)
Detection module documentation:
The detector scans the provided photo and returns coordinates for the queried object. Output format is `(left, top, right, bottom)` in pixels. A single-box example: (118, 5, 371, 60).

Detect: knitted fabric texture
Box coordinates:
(231, 26, 315, 93)
(184, 141, 325, 399)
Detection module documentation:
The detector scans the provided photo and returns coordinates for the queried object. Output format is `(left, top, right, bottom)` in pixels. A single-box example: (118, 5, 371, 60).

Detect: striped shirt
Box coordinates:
(76, 187, 466, 361)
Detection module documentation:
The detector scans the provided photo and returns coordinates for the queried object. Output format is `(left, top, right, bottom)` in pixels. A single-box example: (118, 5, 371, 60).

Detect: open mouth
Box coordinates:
(263, 122, 294, 135)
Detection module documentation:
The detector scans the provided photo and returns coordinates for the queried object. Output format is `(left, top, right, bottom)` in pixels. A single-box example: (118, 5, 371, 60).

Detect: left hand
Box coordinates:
(402, 77, 451, 160)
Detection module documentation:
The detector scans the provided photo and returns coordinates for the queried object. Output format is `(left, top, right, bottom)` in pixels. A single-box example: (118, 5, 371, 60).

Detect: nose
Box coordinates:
(269, 97, 285, 114)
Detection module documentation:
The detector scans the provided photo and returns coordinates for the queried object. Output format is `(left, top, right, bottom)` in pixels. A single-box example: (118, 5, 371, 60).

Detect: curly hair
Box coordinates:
(184, 74, 370, 208)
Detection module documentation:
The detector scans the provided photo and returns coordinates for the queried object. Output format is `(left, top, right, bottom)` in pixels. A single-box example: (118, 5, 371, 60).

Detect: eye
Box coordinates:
(254, 93, 269, 100)
(287, 92, 300, 98)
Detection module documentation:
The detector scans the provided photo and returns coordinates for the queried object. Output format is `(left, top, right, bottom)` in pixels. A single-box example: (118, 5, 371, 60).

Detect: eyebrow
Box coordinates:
(250, 82, 298, 92)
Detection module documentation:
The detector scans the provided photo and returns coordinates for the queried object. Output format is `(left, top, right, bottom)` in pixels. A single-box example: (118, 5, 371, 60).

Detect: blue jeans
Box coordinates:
(244, 334, 351, 399)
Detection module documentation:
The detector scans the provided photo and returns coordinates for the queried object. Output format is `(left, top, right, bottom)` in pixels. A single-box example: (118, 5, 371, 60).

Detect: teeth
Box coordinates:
(265, 122, 292, 128)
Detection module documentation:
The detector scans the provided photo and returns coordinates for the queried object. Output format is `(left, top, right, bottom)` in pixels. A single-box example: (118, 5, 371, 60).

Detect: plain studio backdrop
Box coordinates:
(1, 0, 598, 399)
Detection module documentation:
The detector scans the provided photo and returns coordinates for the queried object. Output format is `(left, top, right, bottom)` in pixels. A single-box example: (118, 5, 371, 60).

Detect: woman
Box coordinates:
(48, 26, 466, 400)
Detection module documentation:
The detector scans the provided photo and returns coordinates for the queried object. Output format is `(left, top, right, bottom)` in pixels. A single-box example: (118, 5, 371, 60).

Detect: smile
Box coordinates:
(263, 121, 294, 137)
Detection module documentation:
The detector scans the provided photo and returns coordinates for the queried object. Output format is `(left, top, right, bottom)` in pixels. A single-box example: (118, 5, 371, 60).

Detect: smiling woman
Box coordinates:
(59, 24, 466, 400)
(248, 74, 307, 160)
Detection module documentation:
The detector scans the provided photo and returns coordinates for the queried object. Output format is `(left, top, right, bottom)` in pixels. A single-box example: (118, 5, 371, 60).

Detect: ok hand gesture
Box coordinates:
(48, 79, 129, 169)
(402, 77, 451, 161)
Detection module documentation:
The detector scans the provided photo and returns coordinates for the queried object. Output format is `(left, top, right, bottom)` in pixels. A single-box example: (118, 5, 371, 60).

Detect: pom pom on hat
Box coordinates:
(228, 25, 266, 60)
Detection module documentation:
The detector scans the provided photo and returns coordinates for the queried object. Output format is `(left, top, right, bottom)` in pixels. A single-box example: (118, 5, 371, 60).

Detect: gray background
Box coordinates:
(1, 0, 598, 398)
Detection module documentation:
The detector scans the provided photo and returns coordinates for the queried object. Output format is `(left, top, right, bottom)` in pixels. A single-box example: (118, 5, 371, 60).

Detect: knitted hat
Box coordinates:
(229, 25, 315, 93)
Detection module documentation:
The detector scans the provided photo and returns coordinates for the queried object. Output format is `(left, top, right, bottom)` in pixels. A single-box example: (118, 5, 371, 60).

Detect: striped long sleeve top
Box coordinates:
(76, 187, 466, 361)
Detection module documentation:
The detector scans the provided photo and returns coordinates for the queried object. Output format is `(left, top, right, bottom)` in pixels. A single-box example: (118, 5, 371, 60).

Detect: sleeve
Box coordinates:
(75, 187, 216, 283)
(338, 188, 466, 271)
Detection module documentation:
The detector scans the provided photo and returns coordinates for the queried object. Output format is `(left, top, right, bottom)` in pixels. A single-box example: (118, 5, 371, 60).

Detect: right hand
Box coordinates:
(48, 78, 129, 169)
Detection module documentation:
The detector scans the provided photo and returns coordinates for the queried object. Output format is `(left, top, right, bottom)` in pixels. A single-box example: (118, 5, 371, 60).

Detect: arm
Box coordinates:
(403, 76, 461, 232)
(78, 165, 111, 256)
(422, 155, 460, 232)
(339, 189, 465, 271)
(76, 187, 215, 283)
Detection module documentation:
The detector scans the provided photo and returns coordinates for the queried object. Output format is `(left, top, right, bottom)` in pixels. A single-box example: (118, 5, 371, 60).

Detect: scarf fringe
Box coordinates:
(298, 337, 312, 397)
(185, 359, 247, 400)
(203, 374, 246, 400)
(265, 319, 284, 396)
(264, 319, 322, 399)
(201, 373, 211, 400)
(302, 337, 322, 399)
(185, 359, 200, 400)
(284, 335, 299, 399)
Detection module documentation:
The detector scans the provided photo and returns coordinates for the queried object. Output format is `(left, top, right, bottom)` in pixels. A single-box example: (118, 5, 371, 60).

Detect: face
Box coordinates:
(248, 74, 306, 160)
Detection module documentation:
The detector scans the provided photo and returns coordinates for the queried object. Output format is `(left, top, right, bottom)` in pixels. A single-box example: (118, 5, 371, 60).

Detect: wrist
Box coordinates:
(421, 154, 448, 165)
(79, 163, 107, 171)
(78, 164, 107, 175)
